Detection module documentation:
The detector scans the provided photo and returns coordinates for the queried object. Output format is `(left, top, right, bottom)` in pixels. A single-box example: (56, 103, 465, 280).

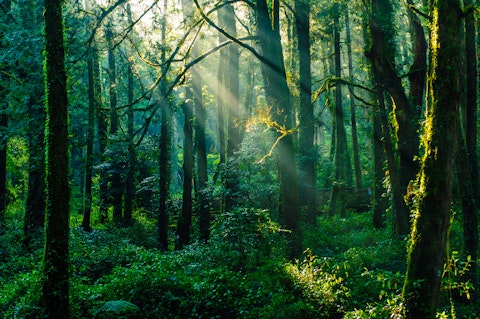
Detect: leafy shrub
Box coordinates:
(70, 228, 146, 282)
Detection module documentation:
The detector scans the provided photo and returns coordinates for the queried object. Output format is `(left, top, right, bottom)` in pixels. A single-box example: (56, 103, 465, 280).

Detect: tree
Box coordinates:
(193, 47, 210, 242)
(81, 8, 96, 231)
(295, 0, 316, 224)
(106, 24, 123, 224)
(42, 0, 70, 316)
(345, 8, 362, 191)
(223, 2, 241, 213)
(123, 3, 135, 227)
(176, 93, 194, 250)
(158, 0, 172, 250)
(256, 0, 302, 259)
(366, 0, 409, 235)
(402, 0, 462, 316)
(461, 0, 478, 286)
(329, 2, 352, 218)
(96, 45, 109, 224)
(0, 0, 11, 235)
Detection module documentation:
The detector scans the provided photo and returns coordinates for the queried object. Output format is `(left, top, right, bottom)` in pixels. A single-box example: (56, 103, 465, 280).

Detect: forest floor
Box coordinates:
(1, 202, 478, 318)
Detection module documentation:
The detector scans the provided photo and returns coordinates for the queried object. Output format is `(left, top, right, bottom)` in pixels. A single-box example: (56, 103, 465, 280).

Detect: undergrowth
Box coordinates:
(1, 204, 478, 318)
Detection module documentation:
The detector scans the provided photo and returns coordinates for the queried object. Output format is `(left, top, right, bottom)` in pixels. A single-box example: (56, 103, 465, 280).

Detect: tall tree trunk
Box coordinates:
(24, 94, 46, 247)
(256, 0, 302, 259)
(223, 3, 241, 212)
(0, 109, 6, 235)
(377, 82, 408, 235)
(346, 9, 362, 191)
(123, 4, 135, 227)
(295, 0, 316, 224)
(81, 44, 95, 232)
(42, 0, 70, 316)
(372, 87, 387, 228)
(95, 47, 108, 224)
(192, 48, 210, 242)
(0, 0, 11, 235)
(456, 133, 478, 291)
(461, 0, 478, 289)
(406, 0, 427, 113)
(106, 25, 123, 224)
(329, 3, 351, 217)
(402, 0, 462, 317)
(176, 92, 194, 250)
(216, 7, 227, 183)
(368, 0, 421, 201)
(124, 49, 135, 227)
(367, 0, 409, 236)
(158, 0, 171, 250)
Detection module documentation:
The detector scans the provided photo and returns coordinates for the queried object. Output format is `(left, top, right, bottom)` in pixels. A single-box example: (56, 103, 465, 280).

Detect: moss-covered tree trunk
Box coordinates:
(81, 41, 95, 232)
(462, 0, 478, 287)
(296, 0, 316, 224)
(456, 133, 478, 291)
(124, 45, 135, 227)
(256, 0, 302, 259)
(346, 9, 362, 192)
(24, 98, 46, 246)
(402, 0, 462, 317)
(42, 0, 70, 316)
(176, 93, 194, 250)
(329, 3, 351, 218)
(372, 85, 388, 229)
(123, 4, 135, 227)
(96, 44, 108, 223)
(223, 2, 241, 213)
(106, 25, 123, 224)
(158, 0, 171, 250)
(0, 0, 11, 235)
(193, 55, 210, 242)
(367, 0, 409, 236)
(216, 10, 227, 173)
(0, 108, 6, 235)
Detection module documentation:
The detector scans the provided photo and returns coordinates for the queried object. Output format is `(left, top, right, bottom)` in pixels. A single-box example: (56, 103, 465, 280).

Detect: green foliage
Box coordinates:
(2, 203, 478, 319)
(94, 300, 140, 319)
(6, 136, 29, 203)
(283, 251, 349, 317)
(209, 208, 283, 270)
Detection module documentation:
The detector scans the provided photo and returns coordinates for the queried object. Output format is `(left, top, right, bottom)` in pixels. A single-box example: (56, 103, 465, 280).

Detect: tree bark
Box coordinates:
(461, 0, 478, 290)
(367, 0, 410, 236)
(95, 44, 108, 223)
(0, 0, 11, 235)
(81, 42, 95, 232)
(295, 0, 316, 224)
(24, 96, 46, 246)
(456, 133, 478, 290)
(124, 18, 135, 227)
(402, 1, 462, 317)
(346, 9, 362, 191)
(158, 0, 171, 250)
(106, 25, 123, 224)
(176, 93, 194, 250)
(0, 110, 6, 235)
(329, 3, 351, 218)
(193, 50, 210, 242)
(42, 0, 70, 316)
(377, 83, 409, 236)
(256, 0, 302, 259)
(223, 2, 241, 212)
(372, 90, 387, 229)
(368, 0, 422, 201)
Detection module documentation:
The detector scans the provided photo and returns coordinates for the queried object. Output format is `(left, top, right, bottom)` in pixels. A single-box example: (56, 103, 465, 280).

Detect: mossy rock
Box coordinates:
(94, 300, 140, 319)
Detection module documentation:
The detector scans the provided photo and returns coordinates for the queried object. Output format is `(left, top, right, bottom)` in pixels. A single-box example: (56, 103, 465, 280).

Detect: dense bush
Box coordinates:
(1, 205, 478, 319)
